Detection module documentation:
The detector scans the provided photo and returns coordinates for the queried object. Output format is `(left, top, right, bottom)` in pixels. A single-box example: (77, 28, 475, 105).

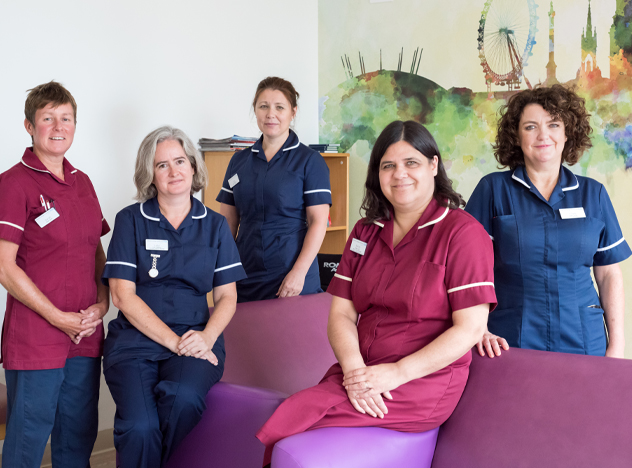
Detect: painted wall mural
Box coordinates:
(319, 0, 632, 223)
(319, 0, 632, 356)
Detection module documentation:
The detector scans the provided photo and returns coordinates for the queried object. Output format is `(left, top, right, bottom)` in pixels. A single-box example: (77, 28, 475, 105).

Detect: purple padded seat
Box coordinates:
(272, 427, 439, 468)
(164, 382, 286, 468)
(431, 348, 632, 468)
(221, 293, 337, 395)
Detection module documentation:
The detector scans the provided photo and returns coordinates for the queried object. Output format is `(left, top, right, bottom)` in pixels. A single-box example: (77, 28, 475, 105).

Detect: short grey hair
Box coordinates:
(134, 126, 208, 202)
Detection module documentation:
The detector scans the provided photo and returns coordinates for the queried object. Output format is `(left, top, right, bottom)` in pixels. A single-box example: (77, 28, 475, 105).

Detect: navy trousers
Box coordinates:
(104, 354, 222, 468)
(3, 356, 100, 468)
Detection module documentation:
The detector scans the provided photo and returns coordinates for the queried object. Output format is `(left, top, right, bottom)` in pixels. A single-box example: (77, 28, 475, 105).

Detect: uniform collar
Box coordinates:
(512, 165, 578, 206)
(374, 198, 450, 250)
(250, 129, 300, 161)
(20, 147, 77, 186)
(140, 196, 207, 231)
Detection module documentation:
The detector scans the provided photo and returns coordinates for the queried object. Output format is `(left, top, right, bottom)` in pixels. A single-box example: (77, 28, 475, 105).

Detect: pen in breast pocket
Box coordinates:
(39, 194, 46, 208)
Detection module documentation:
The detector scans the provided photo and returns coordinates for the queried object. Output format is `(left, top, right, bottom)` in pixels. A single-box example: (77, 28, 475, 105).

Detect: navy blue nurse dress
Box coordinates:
(466, 166, 631, 355)
(101, 196, 247, 370)
(216, 130, 332, 302)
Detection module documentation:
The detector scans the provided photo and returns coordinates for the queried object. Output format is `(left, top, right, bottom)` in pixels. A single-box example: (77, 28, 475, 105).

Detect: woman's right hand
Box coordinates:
(53, 311, 101, 344)
(346, 386, 392, 419)
(476, 330, 509, 357)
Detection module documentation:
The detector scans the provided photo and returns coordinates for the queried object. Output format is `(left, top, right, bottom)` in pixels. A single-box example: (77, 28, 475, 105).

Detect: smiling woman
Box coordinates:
(466, 84, 632, 358)
(0, 81, 110, 468)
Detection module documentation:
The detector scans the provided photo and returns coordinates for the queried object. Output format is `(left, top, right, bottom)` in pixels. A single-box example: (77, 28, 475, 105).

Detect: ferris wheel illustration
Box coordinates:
(477, 0, 538, 92)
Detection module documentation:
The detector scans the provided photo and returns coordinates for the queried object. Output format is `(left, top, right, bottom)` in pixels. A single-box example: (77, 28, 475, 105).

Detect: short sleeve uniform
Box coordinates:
(102, 197, 246, 371)
(216, 130, 331, 302)
(257, 200, 497, 450)
(465, 166, 631, 355)
(0, 148, 110, 370)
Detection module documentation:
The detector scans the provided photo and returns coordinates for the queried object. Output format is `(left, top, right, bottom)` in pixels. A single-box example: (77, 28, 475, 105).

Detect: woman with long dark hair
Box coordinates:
(256, 120, 496, 465)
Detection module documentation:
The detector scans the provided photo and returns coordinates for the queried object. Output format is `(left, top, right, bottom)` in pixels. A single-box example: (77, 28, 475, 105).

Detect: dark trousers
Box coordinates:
(104, 354, 222, 468)
(3, 356, 101, 468)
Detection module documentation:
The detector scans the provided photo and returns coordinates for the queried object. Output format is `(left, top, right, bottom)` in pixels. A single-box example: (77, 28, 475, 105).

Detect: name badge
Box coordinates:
(559, 207, 586, 219)
(350, 238, 367, 255)
(146, 239, 169, 251)
(228, 174, 240, 188)
(35, 207, 60, 228)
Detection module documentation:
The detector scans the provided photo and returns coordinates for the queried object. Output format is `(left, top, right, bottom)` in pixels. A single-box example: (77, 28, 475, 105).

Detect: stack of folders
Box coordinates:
(199, 135, 258, 152)
(308, 143, 340, 153)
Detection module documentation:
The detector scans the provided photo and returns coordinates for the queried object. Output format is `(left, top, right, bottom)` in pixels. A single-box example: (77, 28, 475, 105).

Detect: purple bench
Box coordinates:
(164, 293, 632, 468)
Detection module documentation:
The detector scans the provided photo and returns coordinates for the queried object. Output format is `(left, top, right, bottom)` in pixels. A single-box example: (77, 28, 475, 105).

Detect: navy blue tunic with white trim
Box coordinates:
(216, 130, 331, 302)
(101, 197, 246, 370)
(466, 166, 631, 355)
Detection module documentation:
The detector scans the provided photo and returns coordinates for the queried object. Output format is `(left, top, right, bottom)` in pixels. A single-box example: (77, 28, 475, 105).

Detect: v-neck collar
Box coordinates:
(20, 147, 77, 186)
(512, 165, 579, 206)
(375, 198, 450, 252)
(250, 129, 300, 162)
(140, 196, 207, 232)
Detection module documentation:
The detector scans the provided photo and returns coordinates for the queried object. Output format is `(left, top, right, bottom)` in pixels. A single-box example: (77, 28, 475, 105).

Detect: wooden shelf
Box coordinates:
(203, 151, 349, 255)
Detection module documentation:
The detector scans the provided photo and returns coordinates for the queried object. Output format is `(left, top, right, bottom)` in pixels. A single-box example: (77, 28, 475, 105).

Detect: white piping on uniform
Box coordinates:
(373, 221, 384, 228)
(511, 172, 530, 189)
(597, 237, 625, 252)
(304, 189, 331, 194)
(215, 262, 242, 272)
(447, 282, 494, 294)
(192, 206, 208, 219)
(106, 261, 137, 268)
(221, 187, 233, 194)
(562, 173, 579, 191)
(101, 217, 105, 221)
(419, 206, 449, 230)
(489, 235, 494, 241)
(283, 140, 300, 151)
(70, 169, 78, 174)
(334, 273, 352, 282)
(251, 148, 259, 153)
(21, 159, 50, 173)
(0, 221, 25, 231)
(140, 202, 160, 222)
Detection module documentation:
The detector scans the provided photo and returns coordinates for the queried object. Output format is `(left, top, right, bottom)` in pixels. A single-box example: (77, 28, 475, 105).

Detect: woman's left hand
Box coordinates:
(277, 268, 306, 298)
(342, 363, 403, 399)
(177, 330, 219, 365)
(77, 302, 108, 340)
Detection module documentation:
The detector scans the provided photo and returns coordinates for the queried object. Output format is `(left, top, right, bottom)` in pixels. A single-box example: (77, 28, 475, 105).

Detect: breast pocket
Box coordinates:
(137, 247, 173, 284)
(411, 261, 448, 320)
(491, 215, 520, 268)
(277, 171, 304, 211)
(183, 244, 218, 293)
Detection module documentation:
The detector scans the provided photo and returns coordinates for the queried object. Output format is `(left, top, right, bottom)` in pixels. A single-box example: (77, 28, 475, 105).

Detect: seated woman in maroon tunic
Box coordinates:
(256, 120, 497, 465)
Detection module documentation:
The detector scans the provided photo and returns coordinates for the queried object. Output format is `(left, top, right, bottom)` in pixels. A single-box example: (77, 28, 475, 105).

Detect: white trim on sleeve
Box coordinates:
(489, 235, 494, 241)
(0, 221, 25, 231)
(419, 207, 449, 230)
(304, 189, 332, 194)
(106, 261, 137, 269)
(221, 187, 233, 194)
(596, 237, 625, 252)
(214, 262, 242, 272)
(447, 282, 494, 294)
(334, 273, 352, 282)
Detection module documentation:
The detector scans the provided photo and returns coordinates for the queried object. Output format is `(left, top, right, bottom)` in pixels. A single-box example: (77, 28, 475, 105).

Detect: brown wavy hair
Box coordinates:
(361, 120, 465, 224)
(252, 77, 299, 110)
(494, 84, 592, 169)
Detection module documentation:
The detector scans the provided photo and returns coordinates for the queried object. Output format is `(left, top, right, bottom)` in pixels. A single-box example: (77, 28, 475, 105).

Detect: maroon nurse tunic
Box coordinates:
(256, 199, 497, 461)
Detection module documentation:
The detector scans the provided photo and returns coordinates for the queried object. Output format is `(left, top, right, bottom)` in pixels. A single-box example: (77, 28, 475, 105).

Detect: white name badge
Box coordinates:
(559, 207, 586, 219)
(146, 239, 169, 251)
(228, 174, 240, 188)
(35, 207, 60, 228)
(350, 238, 367, 255)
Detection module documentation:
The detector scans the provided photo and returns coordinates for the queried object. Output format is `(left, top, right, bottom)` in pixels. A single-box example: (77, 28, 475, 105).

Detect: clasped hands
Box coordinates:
(174, 330, 219, 366)
(56, 303, 106, 345)
(342, 363, 403, 419)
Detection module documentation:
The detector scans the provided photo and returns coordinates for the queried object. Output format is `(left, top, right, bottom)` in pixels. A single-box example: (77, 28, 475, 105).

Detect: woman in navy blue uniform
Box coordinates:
(102, 126, 246, 467)
(466, 85, 631, 357)
(217, 77, 331, 302)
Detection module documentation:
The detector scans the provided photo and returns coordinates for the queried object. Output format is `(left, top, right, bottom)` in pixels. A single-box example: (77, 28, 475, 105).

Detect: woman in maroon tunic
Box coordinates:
(256, 120, 497, 465)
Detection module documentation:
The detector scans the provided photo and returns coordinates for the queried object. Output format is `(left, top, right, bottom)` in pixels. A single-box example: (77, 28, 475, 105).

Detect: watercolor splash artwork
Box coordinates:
(318, 0, 632, 226)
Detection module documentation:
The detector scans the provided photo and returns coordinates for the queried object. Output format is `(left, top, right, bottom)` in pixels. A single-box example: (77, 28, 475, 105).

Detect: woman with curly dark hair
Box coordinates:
(256, 121, 496, 466)
(466, 84, 631, 358)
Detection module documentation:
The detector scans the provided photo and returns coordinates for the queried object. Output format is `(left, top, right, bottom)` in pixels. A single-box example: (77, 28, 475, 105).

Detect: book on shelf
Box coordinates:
(309, 143, 341, 153)
(199, 135, 258, 152)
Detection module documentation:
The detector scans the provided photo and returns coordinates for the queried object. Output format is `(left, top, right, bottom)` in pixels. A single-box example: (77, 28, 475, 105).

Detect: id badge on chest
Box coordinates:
(35, 208, 60, 228)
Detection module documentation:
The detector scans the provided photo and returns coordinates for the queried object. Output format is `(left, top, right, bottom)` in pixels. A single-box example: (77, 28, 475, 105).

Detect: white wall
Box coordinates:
(0, 0, 318, 431)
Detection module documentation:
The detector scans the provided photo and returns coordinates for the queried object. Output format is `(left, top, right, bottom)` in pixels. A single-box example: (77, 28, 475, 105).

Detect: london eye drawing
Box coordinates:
(478, 0, 538, 92)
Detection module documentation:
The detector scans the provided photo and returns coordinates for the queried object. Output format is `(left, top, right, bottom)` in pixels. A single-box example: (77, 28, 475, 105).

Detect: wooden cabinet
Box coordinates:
(202, 151, 349, 254)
